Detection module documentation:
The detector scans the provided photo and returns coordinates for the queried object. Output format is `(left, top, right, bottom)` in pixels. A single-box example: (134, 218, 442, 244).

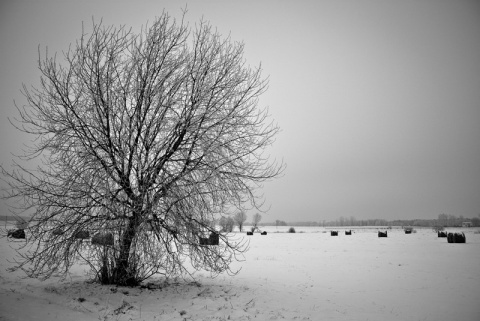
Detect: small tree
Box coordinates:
(234, 212, 247, 232)
(1, 12, 282, 285)
(218, 216, 234, 233)
(252, 213, 262, 231)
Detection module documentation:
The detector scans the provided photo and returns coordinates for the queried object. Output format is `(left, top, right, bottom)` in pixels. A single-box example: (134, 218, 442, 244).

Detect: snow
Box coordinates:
(1, 226, 479, 320)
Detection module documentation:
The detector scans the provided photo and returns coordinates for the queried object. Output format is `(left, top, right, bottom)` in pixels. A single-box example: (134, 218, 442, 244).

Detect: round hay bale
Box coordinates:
(7, 229, 25, 239)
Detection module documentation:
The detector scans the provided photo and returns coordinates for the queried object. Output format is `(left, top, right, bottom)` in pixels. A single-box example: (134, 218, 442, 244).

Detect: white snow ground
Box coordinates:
(1, 226, 479, 321)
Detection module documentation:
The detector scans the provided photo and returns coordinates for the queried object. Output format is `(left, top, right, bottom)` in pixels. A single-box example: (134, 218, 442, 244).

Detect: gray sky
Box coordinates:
(1, 0, 479, 222)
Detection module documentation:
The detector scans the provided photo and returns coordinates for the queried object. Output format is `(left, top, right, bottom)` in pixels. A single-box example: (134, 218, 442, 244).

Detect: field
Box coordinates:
(1, 226, 479, 321)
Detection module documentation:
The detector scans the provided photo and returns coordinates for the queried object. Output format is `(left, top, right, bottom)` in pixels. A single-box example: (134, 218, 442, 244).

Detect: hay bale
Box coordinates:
(199, 232, 219, 245)
(74, 230, 90, 239)
(331, 231, 338, 236)
(345, 230, 352, 235)
(378, 231, 387, 238)
(208, 232, 219, 245)
(7, 229, 25, 239)
(438, 231, 447, 238)
(261, 231, 267, 235)
(447, 232, 466, 243)
(92, 232, 114, 246)
(52, 228, 64, 236)
(246, 231, 253, 235)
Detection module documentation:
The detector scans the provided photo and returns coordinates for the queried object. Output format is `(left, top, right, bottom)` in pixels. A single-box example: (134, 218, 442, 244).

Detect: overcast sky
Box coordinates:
(1, 0, 479, 222)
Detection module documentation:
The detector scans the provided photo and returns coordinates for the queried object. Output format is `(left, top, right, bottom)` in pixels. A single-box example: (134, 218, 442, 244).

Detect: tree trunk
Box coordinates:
(114, 216, 138, 286)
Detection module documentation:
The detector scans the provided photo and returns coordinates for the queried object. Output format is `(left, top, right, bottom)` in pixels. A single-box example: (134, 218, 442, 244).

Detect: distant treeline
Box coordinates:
(262, 214, 480, 228)
(2, 214, 478, 228)
(0, 215, 29, 222)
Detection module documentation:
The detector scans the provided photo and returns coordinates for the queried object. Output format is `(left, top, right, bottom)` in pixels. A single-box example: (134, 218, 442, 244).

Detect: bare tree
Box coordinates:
(1, 12, 282, 286)
(218, 216, 234, 233)
(252, 213, 262, 231)
(234, 212, 247, 232)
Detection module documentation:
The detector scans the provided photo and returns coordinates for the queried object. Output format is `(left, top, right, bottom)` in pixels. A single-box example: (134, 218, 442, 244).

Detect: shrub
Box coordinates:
(288, 227, 296, 233)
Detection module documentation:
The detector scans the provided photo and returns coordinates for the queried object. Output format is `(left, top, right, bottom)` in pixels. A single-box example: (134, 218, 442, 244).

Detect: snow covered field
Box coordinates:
(1, 226, 479, 321)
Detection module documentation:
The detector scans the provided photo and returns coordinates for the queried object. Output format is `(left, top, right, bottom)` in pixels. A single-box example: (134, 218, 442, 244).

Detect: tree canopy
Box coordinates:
(1, 12, 282, 285)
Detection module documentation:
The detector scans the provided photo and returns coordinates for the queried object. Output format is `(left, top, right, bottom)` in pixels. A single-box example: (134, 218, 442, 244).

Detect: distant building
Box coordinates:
(462, 221, 472, 227)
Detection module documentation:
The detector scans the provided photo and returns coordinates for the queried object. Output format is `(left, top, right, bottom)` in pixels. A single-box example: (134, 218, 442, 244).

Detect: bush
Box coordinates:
(288, 227, 296, 233)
